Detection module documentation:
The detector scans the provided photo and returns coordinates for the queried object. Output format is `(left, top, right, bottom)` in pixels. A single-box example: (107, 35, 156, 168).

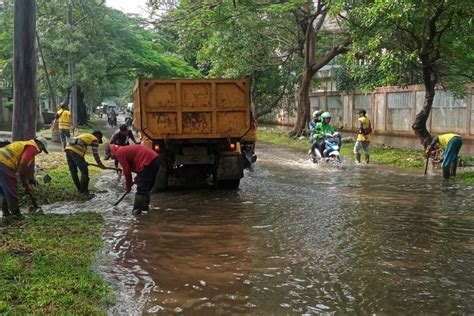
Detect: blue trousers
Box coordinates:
(442, 136, 463, 168)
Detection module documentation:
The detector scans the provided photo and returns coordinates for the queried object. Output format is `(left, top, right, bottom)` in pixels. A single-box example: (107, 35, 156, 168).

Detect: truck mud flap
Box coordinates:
(216, 155, 244, 181)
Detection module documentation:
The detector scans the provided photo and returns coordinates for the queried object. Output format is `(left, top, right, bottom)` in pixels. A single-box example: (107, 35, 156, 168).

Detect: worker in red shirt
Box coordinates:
(105, 144, 160, 213)
(0, 137, 49, 219)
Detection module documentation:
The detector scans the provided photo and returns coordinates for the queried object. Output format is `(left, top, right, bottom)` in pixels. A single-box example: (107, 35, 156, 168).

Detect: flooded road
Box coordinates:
(47, 142, 474, 314)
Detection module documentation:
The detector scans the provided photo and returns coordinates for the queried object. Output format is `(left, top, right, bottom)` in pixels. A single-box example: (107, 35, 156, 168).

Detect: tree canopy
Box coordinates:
(341, 0, 474, 145)
(0, 0, 199, 126)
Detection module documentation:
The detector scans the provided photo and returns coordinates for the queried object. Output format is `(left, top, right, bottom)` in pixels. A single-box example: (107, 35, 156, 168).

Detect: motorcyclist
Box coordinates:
(309, 110, 322, 133)
(312, 112, 339, 157)
(309, 110, 322, 156)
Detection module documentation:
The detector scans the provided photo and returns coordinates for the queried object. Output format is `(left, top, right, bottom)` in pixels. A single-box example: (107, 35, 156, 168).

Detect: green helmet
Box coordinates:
(320, 112, 332, 122)
(35, 136, 49, 154)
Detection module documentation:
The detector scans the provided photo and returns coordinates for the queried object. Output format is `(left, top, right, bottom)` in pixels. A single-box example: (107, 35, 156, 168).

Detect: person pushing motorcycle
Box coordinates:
(311, 112, 339, 158)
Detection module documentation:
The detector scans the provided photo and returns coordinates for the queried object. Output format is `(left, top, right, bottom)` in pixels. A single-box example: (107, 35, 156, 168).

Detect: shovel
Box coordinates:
(88, 163, 122, 172)
(114, 189, 131, 206)
(27, 191, 42, 214)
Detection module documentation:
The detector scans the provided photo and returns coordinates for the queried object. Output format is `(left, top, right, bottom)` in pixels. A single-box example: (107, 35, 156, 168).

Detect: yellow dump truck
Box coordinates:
(133, 76, 251, 189)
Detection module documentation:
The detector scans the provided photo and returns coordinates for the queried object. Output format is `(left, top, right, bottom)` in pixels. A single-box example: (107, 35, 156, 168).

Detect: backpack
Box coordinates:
(68, 137, 85, 146)
(360, 120, 372, 135)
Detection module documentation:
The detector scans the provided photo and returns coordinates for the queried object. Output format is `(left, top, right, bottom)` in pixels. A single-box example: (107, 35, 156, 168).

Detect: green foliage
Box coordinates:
(157, 0, 304, 115)
(457, 171, 474, 185)
(1, 0, 198, 114)
(343, 0, 474, 93)
(0, 213, 113, 314)
(0, 0, 13, 87)
(18, 152, 102, 208)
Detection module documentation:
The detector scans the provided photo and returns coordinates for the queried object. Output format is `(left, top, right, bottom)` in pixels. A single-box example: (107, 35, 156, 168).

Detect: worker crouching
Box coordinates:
(106, 144, 159, 213)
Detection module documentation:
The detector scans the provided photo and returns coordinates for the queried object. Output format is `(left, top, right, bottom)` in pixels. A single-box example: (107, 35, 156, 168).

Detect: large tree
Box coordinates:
(290, 0, 350, 136)
(12, 0, 37, 141)
(345, 0, 474, 147)
(151, 0, 351, 132)
(151, 1, 303, 118)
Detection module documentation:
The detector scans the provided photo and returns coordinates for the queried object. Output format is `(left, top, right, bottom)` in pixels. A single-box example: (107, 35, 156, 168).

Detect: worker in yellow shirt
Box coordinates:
(65, 131, 106, 194)
(427, 133, 463, 179)
(56, 103, 73, 149)
(0, 137, 48, 219)
(354, 109, 372, 163)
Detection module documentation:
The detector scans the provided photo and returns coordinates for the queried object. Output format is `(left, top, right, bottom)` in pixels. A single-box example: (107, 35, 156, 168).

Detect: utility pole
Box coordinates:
(13, 0, 37, 141)
(67, 0, 78, 127)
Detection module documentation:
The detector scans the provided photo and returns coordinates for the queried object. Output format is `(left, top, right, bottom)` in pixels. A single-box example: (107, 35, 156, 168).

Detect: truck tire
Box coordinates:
(151, 155, 168, 192)
(217, 179, 240, 190)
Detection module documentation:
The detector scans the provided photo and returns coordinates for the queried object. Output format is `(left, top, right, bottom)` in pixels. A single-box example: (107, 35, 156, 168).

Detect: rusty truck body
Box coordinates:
(133, 76, 251, 189)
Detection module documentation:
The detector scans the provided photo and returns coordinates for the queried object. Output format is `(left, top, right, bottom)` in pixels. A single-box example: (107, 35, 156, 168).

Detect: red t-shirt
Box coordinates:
(21, 145, 39, 165)
(114, 145, 158, 191)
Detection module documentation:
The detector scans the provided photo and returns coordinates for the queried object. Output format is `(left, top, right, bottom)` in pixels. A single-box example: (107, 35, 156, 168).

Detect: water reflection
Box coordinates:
(36, 142, 474, 314)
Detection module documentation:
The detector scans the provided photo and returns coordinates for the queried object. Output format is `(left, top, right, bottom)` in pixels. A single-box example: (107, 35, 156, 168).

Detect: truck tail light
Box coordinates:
(154, 144, 161, 152)
(229, 143, 236, 151)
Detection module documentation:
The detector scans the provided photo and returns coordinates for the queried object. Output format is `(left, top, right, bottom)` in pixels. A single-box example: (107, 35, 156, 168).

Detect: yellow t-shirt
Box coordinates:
(65, 133, 98, 157)
(356, 116, 371, 142)
(0, 140, 39, 171)
(438, 133, 460, 150)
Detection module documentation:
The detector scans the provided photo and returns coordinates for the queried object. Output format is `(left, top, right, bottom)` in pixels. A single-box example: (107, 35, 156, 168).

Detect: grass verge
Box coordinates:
(0, 213, 113, 314)
(19, 152, 102, 208)
(258, 126, 474, 180)
(1, 138, 114, 313)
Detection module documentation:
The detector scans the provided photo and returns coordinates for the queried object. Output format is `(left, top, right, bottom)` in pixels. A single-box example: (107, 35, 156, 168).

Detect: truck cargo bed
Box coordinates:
(134, 77, 251, 140)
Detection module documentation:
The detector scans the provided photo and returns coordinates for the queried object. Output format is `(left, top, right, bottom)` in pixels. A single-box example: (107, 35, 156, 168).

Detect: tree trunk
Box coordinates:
(77, 87, 88, 125)
(291, 70, 312, 136)
(12, 0, 37, 141)
(412, 56, 436, 148)
(13, 0, 37, 183)
(290, 12, 315, 137)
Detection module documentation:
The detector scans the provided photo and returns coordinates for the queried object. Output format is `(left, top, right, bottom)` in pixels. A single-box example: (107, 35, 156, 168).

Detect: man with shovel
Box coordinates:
(105, 144, 159, 213)
(65, 131, 106, 195)
(0, 137, 49, 220)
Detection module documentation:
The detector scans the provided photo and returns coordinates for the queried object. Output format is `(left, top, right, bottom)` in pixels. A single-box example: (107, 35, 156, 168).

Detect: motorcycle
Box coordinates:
(125, 116, 133, 129)
(241, 142, 257, 170)
(309, 132, 341, 166)
(107, 115, 117, 127)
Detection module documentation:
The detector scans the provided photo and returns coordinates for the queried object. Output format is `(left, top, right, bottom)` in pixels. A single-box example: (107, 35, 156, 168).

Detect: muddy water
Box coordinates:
(42, 142, 474, 314)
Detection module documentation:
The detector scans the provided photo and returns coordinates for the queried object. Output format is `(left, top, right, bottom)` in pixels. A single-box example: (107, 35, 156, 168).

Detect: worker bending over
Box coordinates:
(106, 144, 159, 213)
(0, 137, 49, 219)
(428, 133, 463, 179)
(65, 131, 106, 194)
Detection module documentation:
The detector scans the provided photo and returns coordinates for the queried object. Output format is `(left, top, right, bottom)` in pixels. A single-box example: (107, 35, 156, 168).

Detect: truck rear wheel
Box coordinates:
(217, 179, 240, 190)
(151, 155, 168, 192)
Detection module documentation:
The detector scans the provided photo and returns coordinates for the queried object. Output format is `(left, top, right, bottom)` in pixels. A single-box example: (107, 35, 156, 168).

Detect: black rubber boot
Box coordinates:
(10, 207, 25, 220)
(145, 194, 151, 209)
(365, 154, 370, 164)
(71, 174, 81, 192)
(133, 194, 148, 214)
(356, 153, 361, 163)
(451, 164, 457, 176)
(80, 176, 90, 194)
(442, 167, 450, 179)
(1, 197, 11, 217)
